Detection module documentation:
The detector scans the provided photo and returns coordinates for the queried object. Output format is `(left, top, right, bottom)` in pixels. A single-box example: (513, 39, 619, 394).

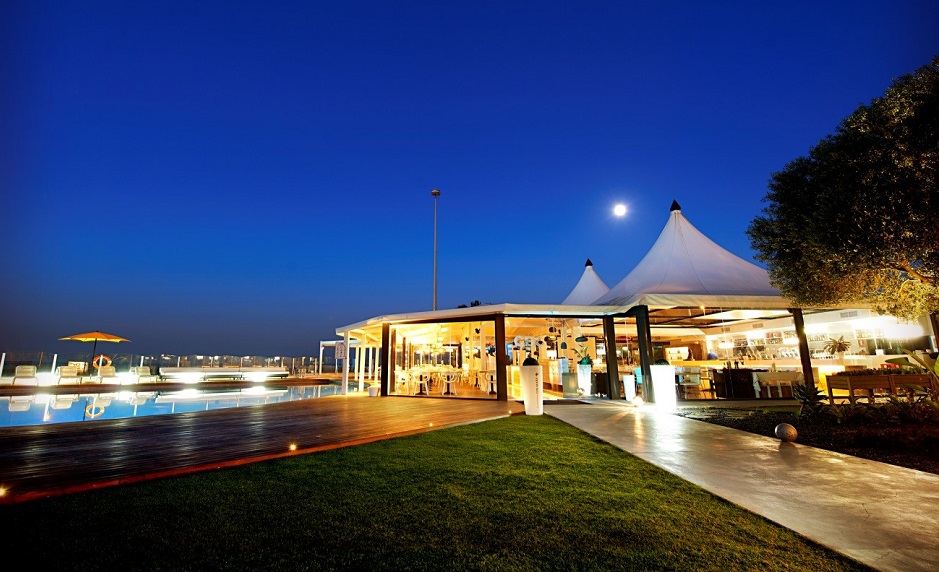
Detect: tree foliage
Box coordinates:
(748, 57, 939, 320)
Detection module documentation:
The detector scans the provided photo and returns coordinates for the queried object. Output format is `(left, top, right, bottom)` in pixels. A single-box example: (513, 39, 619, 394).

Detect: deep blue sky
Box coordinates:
(2, 1, 937, 356)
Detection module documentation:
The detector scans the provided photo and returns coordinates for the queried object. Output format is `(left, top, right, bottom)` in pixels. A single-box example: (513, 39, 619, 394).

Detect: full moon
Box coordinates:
(613, 204, 627, 217)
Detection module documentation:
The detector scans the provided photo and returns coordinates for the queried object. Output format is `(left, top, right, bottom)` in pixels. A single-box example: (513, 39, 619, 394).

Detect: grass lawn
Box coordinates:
(1, 416, 868, 571)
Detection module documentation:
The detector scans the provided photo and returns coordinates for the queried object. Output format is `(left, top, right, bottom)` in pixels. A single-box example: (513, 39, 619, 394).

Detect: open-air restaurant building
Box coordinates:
(334, 202, 939, 405)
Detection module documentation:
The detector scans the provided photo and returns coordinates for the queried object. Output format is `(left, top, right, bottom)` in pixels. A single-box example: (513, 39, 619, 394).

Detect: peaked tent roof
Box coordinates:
(562, 259, 610, 305)
(592, 201, 786, 309)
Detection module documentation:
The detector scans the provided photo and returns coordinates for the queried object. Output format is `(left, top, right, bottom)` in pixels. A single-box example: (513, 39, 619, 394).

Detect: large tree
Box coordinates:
(748, 57, 939, 320)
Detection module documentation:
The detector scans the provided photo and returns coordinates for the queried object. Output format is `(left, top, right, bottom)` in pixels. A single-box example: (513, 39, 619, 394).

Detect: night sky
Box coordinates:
(2, 1, 937, 356)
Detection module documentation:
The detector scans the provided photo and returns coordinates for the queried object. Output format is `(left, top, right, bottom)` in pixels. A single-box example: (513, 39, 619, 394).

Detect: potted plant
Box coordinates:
(573, 345, 593, 366)
(573, 337, 593, 396)
(823, 336, 851, 359)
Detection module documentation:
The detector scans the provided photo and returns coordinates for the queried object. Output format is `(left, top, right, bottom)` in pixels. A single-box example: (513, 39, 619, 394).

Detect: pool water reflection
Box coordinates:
(0, 385, 343, 428)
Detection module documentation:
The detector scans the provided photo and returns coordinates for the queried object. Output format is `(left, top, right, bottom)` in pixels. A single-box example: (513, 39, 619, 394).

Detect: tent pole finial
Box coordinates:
(670, 200, 681, 212)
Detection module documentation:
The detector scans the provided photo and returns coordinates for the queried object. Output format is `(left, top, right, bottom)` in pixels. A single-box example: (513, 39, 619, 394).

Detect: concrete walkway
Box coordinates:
(545, 401, 939, 572)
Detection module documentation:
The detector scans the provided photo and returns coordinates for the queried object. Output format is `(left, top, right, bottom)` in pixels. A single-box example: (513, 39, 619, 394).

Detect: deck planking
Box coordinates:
(0, 395, 525, 504)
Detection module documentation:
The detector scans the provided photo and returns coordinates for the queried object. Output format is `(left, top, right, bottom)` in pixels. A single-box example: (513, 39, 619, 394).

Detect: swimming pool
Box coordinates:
(0, 385, 344, 428)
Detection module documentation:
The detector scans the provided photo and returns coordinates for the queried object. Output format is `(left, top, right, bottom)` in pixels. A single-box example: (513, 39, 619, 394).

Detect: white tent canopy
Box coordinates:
(593, 200, 786, 309)
(562, 259, 609, 305)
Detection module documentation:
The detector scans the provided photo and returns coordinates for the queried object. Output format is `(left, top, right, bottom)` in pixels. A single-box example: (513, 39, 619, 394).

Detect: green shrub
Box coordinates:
(793, 382, 829, 417)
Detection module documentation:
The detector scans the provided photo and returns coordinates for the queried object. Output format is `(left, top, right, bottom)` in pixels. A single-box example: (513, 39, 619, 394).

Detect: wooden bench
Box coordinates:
(826, 374, 892, 404)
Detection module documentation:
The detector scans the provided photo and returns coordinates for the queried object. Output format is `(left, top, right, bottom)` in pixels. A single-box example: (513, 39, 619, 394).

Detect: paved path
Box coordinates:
(545, 401, 939, 572)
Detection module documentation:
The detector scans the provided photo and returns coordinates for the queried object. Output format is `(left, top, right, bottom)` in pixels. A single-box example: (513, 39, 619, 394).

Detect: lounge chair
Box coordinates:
(8, 395, 34, 412)
(56, 365, 81, 385)
(127, 392, 155, 405)
(50, 394, 79, 409)
(131, 366, 158, 384)
(12, 365, 39, 386)
(97, 365, 119, 384)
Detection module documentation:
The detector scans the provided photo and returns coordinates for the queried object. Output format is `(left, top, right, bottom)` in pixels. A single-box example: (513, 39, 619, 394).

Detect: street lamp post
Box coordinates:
(431, 188, 440, 311)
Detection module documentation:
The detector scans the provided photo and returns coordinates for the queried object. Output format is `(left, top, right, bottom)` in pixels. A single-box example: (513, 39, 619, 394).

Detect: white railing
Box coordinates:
(0, 351, 319, 383)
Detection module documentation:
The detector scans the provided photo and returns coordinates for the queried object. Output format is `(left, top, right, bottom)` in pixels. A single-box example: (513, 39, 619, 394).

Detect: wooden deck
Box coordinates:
(0, 394, 525, 505)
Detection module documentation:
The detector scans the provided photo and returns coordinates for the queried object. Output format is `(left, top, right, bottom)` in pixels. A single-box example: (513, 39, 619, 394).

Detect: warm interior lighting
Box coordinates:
(718, 341, 734, 349)
(884, 322, 925, 338)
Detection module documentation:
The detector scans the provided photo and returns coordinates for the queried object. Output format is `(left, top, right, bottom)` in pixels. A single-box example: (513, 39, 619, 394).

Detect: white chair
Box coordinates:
(483, 371, 497, 395)
(440, 371, 460, 396)
(394, 371, 411, 394)
(410, 371, 431, 395)
(12, 365, 38, 386)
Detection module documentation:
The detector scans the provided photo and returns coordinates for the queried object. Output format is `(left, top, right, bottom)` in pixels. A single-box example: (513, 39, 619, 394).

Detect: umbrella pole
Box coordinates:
(91, 339, 99, 375)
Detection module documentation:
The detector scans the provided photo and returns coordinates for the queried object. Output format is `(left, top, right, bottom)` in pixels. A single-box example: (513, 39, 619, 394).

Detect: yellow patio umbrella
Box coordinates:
(58, 330, 131, 372)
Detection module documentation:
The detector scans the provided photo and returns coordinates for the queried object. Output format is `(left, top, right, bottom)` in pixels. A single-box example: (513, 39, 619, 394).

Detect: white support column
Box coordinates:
(357, 340, 365, 392)
(318, 344, 325, 375)
(341, 331, 351, 395)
